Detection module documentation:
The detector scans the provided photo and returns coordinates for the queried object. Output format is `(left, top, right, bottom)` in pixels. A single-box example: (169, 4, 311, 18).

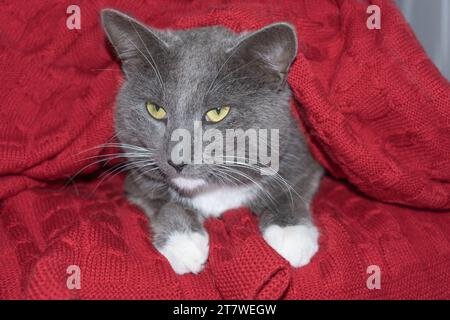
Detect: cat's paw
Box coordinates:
(157, 231, 209, 275)
(263, 224, 319, 267)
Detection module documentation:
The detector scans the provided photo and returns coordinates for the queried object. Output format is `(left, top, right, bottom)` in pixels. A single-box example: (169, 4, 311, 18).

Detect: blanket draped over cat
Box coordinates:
(0, 0, 449, 299)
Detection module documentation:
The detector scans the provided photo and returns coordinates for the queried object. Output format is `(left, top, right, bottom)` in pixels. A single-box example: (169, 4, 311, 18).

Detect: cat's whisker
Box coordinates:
(209, 167, 239, 187)
(212, 163, 278, 211)
(126, 22, 165, 92)
(221, 159, 296, 208)
(219, 165, 279, 214)
(67, 156, 148, 184)
(76, 142, 152, 156)
(91, 159, 156, 194)
(64, 158, 121, 189)
(217, 155, 307, 209)
(98, 142, 154, 151)
(67, 141, 155, 188)
(133, 167, 161, 184)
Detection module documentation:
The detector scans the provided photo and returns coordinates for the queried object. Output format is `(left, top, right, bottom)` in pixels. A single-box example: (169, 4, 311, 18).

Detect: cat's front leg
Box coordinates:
(151, 202, 209, 275)
(125, 176, 208, 275)
(255, 195, 319, 268)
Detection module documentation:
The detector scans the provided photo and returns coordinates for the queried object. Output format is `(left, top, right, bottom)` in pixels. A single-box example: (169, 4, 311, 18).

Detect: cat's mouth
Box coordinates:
(170, 177, 207, 193)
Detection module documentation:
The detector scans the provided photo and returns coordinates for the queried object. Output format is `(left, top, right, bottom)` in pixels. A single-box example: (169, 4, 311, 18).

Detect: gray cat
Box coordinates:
(101, 9, 323, 274)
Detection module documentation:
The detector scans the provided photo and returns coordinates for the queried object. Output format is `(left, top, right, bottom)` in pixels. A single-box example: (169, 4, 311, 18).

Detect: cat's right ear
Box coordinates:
(101, 9, 168, 75)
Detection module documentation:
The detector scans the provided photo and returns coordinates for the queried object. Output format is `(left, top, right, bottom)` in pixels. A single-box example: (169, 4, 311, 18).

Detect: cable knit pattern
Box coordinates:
(0, 0, 449, 299)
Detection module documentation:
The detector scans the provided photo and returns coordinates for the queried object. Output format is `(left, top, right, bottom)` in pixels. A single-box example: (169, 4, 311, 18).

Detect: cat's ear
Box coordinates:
(101, 9, 168, 75)
(231, 23, 297, 87)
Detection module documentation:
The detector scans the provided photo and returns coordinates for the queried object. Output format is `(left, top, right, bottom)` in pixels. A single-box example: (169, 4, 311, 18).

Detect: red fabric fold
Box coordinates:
(207, 211, 291, 299)
(0, 0, 449, 299)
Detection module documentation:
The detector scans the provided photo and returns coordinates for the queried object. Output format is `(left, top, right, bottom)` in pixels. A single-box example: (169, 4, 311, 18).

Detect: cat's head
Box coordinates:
(101, 9, 298, 194)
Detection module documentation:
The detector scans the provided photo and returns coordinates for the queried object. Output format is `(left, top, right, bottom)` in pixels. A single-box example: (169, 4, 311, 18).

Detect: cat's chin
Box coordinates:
(170, 177, 208, 195)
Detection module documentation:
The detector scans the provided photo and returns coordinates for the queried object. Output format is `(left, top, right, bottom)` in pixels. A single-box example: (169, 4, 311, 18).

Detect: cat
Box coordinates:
(101, 8, 323, 275)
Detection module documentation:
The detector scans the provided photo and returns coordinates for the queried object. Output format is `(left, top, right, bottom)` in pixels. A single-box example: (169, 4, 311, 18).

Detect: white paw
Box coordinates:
(263, 224, 319, 267)
(157, 231, 209, 275)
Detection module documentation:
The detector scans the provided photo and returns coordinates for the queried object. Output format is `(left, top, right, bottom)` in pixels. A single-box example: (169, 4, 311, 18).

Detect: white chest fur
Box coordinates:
(188, 185, 257, 218)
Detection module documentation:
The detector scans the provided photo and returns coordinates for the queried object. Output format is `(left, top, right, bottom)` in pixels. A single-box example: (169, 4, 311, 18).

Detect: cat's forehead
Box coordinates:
(162, 27, 241, 69)
(158, 27, 241, 100)
(160, 26, 240, 50)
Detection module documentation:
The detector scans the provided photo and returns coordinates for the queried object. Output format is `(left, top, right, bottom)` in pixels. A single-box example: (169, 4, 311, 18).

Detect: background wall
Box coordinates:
(395, 0, 450, 80)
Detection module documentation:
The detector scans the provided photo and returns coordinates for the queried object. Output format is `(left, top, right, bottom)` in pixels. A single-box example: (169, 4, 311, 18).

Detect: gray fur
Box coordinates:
(101, 9, 323, 257)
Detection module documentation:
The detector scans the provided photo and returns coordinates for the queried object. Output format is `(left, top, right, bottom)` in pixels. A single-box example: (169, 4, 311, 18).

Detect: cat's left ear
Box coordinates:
(231, 23, 298, 87)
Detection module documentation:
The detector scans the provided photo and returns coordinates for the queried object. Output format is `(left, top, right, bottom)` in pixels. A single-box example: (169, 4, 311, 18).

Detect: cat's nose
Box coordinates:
(167, 159, 186, 173)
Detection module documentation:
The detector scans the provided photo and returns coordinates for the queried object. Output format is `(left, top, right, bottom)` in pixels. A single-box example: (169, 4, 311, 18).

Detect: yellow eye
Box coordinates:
(146, 102, 167, 120)
(205, 106, 231, 123)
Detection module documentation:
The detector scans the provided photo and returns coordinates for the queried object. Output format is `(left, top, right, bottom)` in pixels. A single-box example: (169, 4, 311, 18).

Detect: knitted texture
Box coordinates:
(0, 0, 449, 299)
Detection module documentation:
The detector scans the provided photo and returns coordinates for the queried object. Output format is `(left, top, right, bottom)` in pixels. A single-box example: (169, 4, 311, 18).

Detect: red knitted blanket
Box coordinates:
(1, 0, 449, 299)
